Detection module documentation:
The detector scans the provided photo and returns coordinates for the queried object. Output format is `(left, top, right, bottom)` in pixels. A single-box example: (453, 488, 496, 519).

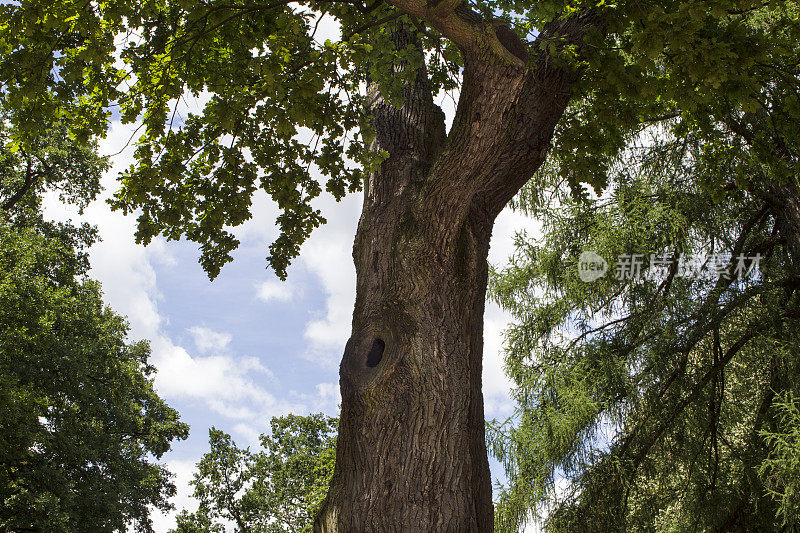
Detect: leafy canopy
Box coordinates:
(0, 123, 189, 532)
(2, 0, 797, 277)
(171, 414, 337, 533)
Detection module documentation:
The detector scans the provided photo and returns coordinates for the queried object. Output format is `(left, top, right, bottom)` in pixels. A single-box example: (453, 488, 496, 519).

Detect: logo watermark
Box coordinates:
(578, 251, 762, 283)
(578, 251, 609, 282)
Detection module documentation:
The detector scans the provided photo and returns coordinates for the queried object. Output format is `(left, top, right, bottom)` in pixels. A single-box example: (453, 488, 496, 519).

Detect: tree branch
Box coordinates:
(386, 9, 605, 255)
(2, 151, 42, 211)
(383, 0, 526, 66)
(471, 9, 607, 216)
(342, 11, 404, 40)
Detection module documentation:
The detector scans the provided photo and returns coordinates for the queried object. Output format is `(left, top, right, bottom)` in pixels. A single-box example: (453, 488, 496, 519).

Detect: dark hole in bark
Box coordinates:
(492, 22, 529, 63)
(366, 338, 385, 368)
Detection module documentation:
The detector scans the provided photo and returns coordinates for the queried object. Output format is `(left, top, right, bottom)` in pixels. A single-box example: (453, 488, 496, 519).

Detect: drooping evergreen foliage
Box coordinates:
(172, 413, 336, 533)
(0, 123, 189, 532)
(489, 122, 800, 530)
(486, 2, 800, 529)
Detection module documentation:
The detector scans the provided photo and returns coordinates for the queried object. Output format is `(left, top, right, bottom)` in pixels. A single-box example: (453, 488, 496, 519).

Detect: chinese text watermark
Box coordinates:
(578, 251, 762, 283)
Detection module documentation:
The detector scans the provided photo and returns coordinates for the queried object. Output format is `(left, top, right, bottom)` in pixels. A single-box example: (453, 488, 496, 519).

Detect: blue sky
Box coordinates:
(40, 18, 541, 530)
(44, 120, 538, 529)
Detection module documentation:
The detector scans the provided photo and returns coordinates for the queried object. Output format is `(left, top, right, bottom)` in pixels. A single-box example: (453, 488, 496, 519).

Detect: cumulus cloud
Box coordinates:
(41, 121, 166, 343)
(187, 326, 232, 355)
(299, 193, 361, 365)
(148, 459, 199, 533)
(289, 381, 342, 415)
(315, 381, 340, 405)
(230, 190, 281, 246)
(240, 356, 275, 377)
(255, 279, 294, 303)
(153, 334, 299, 422)
(152, 339, 270, 407)
(233, 423, 263, 447)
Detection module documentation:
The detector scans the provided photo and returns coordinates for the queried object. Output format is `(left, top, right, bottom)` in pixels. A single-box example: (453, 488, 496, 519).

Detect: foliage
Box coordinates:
(2, 0, 798, 279)
(488, 8, 800, 526)
(759, 391, 800, 528)
(0, 0, 429, 278)
(550, 0, 800, 198)
(3, 0, 800, 527)
(0, 120, 106, 214)
(488, 119, 800, 531)
(0, 127, 189, 532)
(172, 413, 337, 533)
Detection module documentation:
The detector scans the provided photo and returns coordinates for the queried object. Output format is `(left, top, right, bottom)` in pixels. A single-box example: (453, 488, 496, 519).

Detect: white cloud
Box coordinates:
(308, 12, 341, 45)
(299, 193, 361, 365)
(151, 337, 302, 418)
(315, 381, 341, 411)
(482, 305, 516, 419)
(290, 381, 342, 415)
(483, 208, 542, 419)
(145, 238, 179, 268)
(230, 190, 281, 246)
(42, 121, 164, 343)
(187, 326, 232, 355)
(436, 88, 459, 132)
(148, 458, 199, 533)
(233, 423, 263, 448)
(240, 356, 275, 377)
(255, 280, 293, 303)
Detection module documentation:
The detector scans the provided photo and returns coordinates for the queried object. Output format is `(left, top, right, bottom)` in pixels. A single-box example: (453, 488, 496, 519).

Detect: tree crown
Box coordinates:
(1, 0, 797, 277)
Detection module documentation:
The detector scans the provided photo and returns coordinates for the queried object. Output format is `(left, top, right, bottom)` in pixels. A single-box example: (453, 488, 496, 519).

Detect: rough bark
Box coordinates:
(724, 116, 800, 270)
(762, 180, 800, 270)
(315, 11, 602, 532)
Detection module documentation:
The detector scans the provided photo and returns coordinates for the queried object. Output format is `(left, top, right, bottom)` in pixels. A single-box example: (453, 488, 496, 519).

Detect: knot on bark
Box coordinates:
(365, 338, 386, 367)
(340, 327, 399, 397)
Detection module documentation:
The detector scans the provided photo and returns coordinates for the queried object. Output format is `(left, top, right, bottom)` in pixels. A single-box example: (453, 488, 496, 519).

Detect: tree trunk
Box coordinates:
(763, 180, 800, 269)
(314, 25, 494, 531)
(316, 161, 496, 530)
(315, 13, 601, 531)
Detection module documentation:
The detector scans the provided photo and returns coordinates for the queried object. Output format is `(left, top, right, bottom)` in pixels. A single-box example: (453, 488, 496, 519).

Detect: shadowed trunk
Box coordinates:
(764, 180, 800, 269)
(315, 13, 601, 531)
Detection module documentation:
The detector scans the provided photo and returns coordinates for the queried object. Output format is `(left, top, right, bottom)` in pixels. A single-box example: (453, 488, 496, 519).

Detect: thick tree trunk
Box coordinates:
(763, 180, 800, 269)
(316, 171, 495, 530)
(315, 26, 494, 531)
(315, 12, 600, 531)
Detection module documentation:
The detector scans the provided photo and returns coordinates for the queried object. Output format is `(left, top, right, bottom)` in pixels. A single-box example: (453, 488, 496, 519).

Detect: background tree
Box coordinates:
(172, 414, 336, 533)
(2, 0, 799, 529)
(488, 115, 800, 531)
(0, 123, 190, 532)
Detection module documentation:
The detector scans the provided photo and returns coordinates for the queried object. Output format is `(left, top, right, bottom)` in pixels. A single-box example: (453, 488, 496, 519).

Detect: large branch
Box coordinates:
(383, 0, 527, 66)
(473, 10, 605, 215)
(2, 151, 42, 211)
(361, 22, 445, 211)
(413, 9, 604, 249)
